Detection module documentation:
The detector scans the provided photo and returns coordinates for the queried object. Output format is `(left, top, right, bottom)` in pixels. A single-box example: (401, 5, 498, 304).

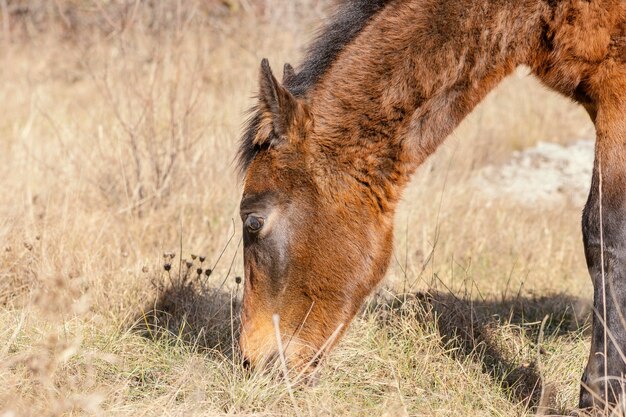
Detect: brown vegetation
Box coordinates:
(0, 0, 610, 415)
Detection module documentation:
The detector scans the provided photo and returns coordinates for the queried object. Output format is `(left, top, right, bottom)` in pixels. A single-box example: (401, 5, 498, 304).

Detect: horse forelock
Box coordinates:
(237, 110, 263, 178)
(236, 0, 393, 177)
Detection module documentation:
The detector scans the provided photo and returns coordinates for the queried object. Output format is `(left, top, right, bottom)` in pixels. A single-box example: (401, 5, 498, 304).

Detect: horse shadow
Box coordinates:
(369, 289, 592, 414)
(132, 269, 591, 413)
(133, 270, 242, 357)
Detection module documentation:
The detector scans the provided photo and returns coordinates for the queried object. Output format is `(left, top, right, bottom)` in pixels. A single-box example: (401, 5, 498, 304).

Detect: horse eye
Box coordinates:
(245, 215, 264, 233)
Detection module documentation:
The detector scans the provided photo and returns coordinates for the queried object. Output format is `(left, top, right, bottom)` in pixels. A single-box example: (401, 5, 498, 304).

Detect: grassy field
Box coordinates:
(0, 1, 602, 415)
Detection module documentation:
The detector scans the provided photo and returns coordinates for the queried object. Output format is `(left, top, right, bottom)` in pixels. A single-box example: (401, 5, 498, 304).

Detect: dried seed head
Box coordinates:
(191, 254, 197, 260)
(185, 260, 193, 269)
(4, 246, 11, 252)
(164, 263, 172, 271)
(35, 235, 41, 241)
(169, 253, 176, 260)
(142, 266, 149, 273)
(235, 276, 242, 285)
(205, 269, 212, 277)
(196, 268, 203, 275)
(199, 256, 206, 263)
(24, 242, 33, 251)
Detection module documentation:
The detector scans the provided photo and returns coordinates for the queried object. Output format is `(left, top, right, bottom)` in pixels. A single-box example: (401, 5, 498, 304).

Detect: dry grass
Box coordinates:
(0, 1, 604, 416)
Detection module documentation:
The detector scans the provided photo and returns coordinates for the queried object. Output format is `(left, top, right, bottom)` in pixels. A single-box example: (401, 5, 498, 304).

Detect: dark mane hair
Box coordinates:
(236, 0, 392, 175)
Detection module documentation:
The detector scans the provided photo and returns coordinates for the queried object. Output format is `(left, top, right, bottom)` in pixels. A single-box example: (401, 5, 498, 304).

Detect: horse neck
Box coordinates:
(306, 0, 548, 205)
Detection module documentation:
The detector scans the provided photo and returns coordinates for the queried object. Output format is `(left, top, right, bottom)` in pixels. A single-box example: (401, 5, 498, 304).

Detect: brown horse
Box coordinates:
(237, 0, 625, 411)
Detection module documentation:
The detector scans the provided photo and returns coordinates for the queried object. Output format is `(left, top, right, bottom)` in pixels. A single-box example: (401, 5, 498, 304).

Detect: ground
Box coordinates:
(0, 1, 605, 416)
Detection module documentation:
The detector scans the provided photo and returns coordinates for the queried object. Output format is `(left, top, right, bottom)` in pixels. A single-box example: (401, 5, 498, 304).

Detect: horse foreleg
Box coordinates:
(580, 65, 626, 411)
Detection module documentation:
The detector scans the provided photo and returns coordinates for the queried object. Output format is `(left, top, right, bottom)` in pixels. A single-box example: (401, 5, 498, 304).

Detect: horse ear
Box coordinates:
(282, 63, 296, 84)
(257, 59, 299, 142)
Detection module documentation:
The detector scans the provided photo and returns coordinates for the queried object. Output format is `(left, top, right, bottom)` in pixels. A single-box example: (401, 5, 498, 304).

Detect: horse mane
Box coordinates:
(237, 0, 392, 176)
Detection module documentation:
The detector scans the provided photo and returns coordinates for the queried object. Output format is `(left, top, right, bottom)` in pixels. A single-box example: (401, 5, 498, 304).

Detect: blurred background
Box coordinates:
(0, 1, 599, 415)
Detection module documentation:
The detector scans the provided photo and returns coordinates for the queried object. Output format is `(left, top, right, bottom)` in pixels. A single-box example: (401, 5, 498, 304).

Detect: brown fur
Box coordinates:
(238, 0, 626, 409)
